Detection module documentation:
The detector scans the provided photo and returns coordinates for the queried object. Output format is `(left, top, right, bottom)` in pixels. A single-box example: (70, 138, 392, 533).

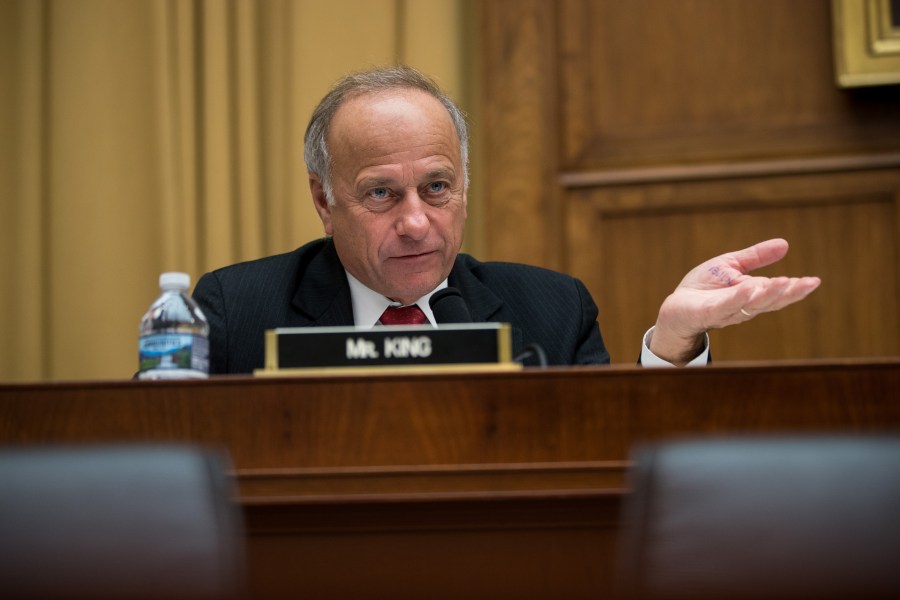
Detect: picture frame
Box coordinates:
(832, 0, 900, 87)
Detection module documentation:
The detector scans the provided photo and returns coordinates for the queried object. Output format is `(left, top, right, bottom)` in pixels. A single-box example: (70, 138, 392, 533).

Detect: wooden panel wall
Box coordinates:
(478, 0, 900, 364)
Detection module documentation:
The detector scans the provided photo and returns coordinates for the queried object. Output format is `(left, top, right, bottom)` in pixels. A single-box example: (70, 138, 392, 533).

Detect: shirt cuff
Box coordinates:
(640, 326, 709, 367)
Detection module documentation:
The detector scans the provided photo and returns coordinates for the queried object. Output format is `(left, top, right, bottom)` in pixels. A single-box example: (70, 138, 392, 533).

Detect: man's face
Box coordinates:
(311, 89, 467, 305)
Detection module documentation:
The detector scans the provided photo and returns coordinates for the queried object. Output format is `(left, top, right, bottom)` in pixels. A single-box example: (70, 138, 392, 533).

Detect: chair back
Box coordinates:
(0, 445, 245, 600)
(617, 436, 900, 600)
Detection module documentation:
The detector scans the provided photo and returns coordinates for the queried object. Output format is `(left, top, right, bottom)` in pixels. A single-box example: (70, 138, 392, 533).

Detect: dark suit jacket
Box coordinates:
(193, 238, 610, 374)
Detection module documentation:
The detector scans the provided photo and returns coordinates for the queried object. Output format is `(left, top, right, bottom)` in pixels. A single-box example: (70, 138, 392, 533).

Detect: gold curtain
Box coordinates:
(0, 0, 470, 382)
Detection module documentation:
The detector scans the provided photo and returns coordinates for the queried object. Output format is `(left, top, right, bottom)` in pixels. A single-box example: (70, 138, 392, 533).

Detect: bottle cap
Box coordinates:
(159, 272, 191, 291)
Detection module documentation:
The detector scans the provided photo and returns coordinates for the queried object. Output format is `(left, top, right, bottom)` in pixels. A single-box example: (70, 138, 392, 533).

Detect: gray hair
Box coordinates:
(303, 65, 469, 205)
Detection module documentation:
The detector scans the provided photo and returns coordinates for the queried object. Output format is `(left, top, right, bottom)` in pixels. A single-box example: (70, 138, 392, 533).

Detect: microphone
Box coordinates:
(429, 287, 472, 324)
(513, 343, 548, 368)
(429, 286, 547, 367)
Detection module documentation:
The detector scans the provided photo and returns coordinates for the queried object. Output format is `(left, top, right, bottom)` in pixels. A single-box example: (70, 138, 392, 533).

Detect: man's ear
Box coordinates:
(309, 173, 333, 236)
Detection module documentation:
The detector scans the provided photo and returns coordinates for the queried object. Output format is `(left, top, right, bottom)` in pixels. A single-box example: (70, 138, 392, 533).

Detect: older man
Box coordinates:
(193, 66, 820, 374)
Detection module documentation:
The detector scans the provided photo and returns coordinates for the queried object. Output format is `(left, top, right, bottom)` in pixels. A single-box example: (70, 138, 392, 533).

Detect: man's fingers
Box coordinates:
(729, 238, 790, 274)
(741, 276, 821, 315)
(767, 276, 821, 311)
(740, 277, 791, 316)
(705, 278, 759, 322)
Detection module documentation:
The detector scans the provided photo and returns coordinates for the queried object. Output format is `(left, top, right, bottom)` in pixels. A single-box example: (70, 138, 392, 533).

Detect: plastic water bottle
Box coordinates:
(137, 272, 209, 380)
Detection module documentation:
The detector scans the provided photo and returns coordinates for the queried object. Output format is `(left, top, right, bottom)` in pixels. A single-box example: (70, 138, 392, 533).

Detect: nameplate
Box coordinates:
(260, 323, 513, 372)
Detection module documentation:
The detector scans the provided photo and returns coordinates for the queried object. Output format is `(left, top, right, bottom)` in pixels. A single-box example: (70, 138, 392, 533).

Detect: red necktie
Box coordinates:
(380, 305, 429, 326)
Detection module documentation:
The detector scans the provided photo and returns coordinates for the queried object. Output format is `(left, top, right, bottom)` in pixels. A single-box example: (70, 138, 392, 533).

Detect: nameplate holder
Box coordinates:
(257, 323, 517, 375)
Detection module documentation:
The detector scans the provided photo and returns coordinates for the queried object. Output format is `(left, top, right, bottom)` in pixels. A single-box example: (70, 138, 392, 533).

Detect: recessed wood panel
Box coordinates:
(566, 169, 900, 364)
(558, 0, 900, 170)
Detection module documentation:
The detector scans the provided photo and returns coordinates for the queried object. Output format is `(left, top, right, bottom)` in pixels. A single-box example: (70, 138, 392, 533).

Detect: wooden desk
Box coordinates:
(2, 360, 899, 599)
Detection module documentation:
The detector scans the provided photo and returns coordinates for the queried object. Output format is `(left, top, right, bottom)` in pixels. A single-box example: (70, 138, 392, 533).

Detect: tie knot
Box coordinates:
(380, 305, 429, 326)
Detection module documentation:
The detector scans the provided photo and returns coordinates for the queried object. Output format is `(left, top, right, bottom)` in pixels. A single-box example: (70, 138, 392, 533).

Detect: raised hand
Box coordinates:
(648, 238, 821, 365)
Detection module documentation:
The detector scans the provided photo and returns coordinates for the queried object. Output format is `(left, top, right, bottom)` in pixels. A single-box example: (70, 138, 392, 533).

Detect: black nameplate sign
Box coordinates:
(263, 323, 512, 370)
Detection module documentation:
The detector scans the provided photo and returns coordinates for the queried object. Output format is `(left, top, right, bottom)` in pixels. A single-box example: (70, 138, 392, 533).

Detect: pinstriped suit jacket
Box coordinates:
(193, 238, 610, 374)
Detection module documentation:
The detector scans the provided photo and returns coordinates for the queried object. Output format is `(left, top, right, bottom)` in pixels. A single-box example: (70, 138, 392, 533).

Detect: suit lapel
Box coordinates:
(448, 258, 502, 321)
(289, 239, 355, 326)
(449, 256, 524, 356)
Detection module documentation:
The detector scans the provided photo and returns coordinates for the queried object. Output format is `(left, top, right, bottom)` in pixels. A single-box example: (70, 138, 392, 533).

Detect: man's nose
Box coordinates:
(394, 190, 430, 240)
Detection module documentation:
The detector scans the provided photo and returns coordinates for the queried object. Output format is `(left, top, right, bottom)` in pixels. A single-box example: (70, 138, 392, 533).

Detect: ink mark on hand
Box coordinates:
(708, 265, 734, 286)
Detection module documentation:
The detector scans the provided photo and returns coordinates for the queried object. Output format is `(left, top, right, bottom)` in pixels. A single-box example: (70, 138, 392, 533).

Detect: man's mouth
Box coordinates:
(393, 250, 435, 260)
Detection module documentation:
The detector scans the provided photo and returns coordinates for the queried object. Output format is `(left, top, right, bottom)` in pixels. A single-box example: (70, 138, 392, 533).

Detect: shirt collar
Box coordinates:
(345, 271, 447, 328)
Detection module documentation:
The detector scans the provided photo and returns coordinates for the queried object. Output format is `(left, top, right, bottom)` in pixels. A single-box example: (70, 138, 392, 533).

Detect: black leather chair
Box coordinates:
(0, 445, 245, 599)
(616, 436, 900, 600)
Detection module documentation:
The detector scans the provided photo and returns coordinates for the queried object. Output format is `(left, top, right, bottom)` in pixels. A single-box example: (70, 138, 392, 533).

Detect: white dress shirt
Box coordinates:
(640, 328, 709, 367)
(345, 272, 446, 328)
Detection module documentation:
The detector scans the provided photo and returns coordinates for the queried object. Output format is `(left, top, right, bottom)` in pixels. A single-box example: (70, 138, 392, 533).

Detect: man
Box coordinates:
(193, 66, 820, 374)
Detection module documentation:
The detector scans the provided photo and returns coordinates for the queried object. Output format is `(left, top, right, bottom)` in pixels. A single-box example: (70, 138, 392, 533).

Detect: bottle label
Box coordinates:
(139, 333, 209, 374)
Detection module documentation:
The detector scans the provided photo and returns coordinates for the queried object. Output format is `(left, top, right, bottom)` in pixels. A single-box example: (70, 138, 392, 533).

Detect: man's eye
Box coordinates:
(369, 187, 391, 200)
(426, 182, 447, 194)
